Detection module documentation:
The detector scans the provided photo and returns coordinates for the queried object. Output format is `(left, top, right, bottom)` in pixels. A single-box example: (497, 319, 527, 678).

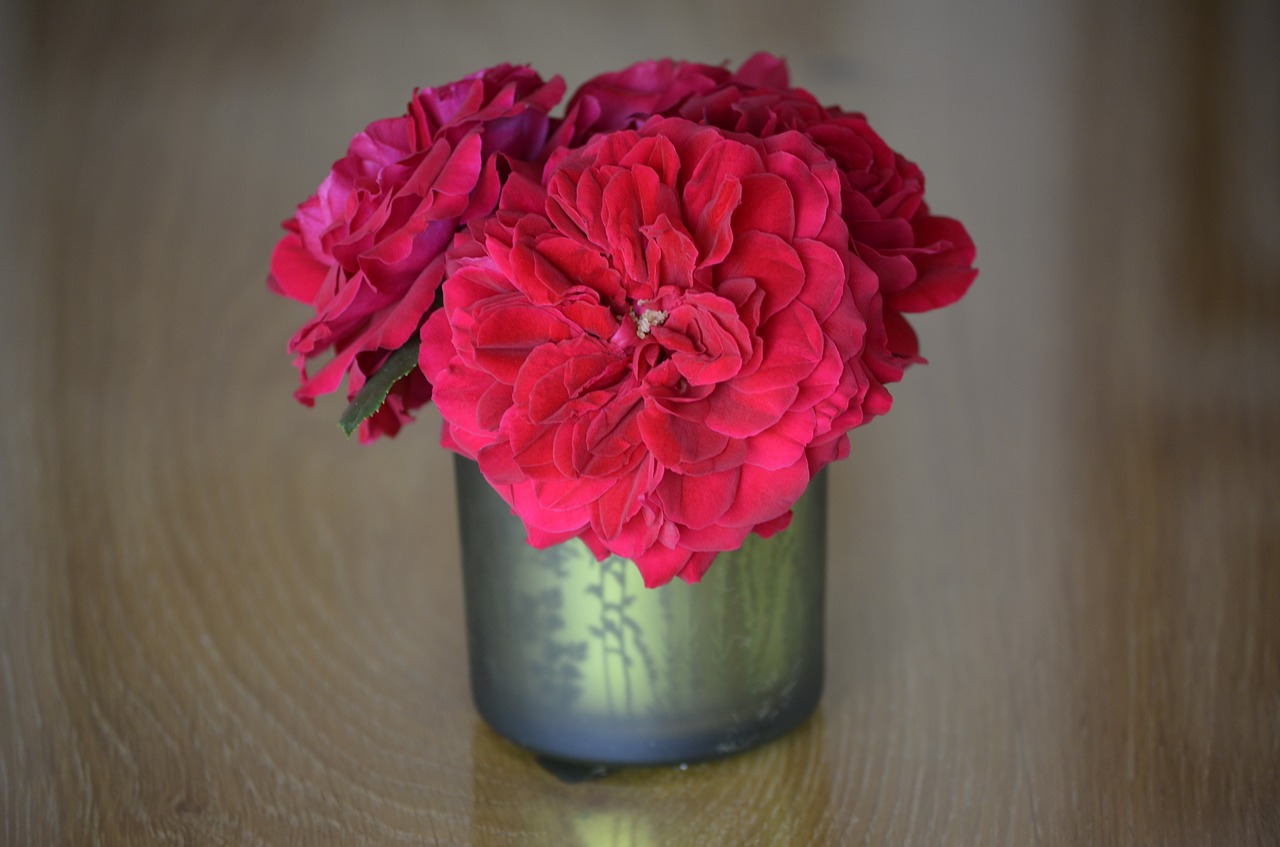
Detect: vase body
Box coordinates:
(454, 456, 826, 766)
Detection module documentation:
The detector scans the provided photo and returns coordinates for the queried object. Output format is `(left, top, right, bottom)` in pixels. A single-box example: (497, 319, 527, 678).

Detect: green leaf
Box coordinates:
(337, 339, 421, 437)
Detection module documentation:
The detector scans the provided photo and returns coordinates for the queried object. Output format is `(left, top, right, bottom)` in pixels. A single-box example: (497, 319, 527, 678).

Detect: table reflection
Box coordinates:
(469, 712, 837, 845)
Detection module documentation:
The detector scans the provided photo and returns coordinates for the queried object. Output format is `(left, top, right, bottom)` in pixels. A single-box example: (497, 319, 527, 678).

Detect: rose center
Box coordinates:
(632, 305, 669, 339)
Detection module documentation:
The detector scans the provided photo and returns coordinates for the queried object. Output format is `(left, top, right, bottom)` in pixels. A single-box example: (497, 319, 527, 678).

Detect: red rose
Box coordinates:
(421, 117, 874, 586)
(566, 54, 977, 423)
(560, 58, 731, 141)
(268, 65, 566, 441)
(562, 52, 789, 142)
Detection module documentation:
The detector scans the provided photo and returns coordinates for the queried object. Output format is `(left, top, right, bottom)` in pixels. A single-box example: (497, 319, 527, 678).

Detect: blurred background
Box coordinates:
(2, 0, 1277, 844)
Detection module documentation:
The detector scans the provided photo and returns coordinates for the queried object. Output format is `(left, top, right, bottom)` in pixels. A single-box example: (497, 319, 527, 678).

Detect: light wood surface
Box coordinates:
(3, 0, 1278, 844)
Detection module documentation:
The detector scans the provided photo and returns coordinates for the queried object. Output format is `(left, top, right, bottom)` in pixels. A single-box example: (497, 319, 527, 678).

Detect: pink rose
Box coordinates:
(268, 65, 566, 441)
(566, 54, 977, 425)
(421, 117, 874, 586)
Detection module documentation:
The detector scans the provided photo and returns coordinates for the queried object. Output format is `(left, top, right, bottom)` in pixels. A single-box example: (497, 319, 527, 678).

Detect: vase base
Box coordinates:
(476, 682, 822, 768)
(534, 756, 613, 783)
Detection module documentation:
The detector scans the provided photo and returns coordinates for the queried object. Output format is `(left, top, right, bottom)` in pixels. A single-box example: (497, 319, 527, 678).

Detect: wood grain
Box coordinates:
(2, 0, 1277, 844)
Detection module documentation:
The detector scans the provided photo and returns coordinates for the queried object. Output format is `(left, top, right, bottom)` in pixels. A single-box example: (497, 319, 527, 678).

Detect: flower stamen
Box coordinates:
(633, 306, 669, 339)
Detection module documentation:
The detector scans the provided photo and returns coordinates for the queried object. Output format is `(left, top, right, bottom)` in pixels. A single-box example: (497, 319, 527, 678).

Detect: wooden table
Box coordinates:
(3, 0, 1277, 843)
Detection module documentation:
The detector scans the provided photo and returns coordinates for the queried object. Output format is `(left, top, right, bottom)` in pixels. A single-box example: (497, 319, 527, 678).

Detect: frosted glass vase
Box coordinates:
(454, 456, 826, 766)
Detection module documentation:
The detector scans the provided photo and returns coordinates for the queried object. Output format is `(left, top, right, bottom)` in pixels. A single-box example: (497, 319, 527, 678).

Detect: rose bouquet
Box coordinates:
(269, 54, 975, 588)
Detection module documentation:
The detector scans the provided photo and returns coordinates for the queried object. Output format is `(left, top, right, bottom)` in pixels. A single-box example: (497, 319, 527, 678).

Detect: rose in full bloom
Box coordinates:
(566, 54, 977, 440)
(421, 117, 877, 586)
(267, 58, 976, 587)
(268, 65, 566, 440)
